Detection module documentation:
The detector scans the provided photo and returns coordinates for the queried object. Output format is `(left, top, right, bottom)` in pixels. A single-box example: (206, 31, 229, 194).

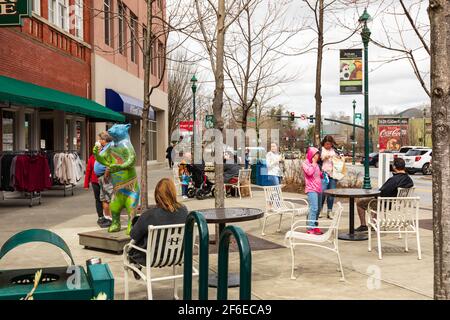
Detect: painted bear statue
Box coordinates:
(93, 124, 140, 235)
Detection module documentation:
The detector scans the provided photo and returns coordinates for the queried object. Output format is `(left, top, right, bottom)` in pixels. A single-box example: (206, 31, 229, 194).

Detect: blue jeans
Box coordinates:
(267, 175, 281, 186)
(307, 192, 320, 229)
(321, 176, 337, 211)
(182, 184, 188, 196)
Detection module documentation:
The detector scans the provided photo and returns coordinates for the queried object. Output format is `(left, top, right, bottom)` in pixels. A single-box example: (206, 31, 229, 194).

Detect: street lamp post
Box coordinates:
(191, 75, 198, 164)
(359, 9, 372, 189)
(352, 100, 356, 165)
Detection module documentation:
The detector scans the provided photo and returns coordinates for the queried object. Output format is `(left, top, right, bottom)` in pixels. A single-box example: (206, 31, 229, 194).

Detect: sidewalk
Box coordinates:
(0, 167, 433, 300)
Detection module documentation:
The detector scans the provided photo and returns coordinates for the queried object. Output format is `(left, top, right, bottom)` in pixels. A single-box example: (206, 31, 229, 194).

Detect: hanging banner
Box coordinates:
(0, 0, 32, 27)
(378, 118, 409, 151)
(340, 49, 363, 95)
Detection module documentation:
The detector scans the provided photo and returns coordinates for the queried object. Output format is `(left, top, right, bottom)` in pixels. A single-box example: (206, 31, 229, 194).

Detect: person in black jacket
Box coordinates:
(128, 178, 188, 267)
(355, 158, 414, 232)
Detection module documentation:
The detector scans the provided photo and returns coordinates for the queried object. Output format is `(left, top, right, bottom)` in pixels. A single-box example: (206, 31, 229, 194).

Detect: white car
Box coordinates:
(400, 148, 432, 175)
(389, 146, 426, 170)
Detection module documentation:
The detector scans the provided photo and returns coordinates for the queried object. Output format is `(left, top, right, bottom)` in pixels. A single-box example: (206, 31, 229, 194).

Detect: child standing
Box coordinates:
(302, 147, 323, 235)
(180, 166, 190, 199)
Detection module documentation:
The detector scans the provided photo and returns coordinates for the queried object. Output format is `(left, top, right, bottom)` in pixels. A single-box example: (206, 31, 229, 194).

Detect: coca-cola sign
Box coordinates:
(378, 118, 409, 151)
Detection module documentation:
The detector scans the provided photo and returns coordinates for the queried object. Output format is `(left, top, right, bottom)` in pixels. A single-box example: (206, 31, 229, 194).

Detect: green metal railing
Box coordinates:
(183, 211, 210, 300)
(183, 212, 252, 300)
(217, 226, 252, 300)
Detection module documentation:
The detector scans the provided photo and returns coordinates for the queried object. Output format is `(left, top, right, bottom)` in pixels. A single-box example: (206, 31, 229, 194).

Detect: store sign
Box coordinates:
(340, 49, 363, 95)
(180, 121, 194, 132)
(0, 0, 32, 27)
(378, 118, 409, 151)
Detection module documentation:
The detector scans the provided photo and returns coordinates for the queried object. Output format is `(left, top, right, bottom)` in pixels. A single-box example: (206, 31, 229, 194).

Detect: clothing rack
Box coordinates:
(44, 150, 81, 197)
(0, 151, 44, 207)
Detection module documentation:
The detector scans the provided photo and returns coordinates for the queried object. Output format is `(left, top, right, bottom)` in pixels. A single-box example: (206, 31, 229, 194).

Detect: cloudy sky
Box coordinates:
(173, 0, 430, 121)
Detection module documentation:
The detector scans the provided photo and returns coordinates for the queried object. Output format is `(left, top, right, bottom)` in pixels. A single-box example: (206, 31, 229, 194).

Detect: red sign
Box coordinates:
(179, 121, 194, 132)
(378, 118, 409, 151)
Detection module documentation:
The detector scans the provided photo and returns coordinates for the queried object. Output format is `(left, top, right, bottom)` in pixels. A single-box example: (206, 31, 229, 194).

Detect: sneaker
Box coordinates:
(313, 228, 324, 235)
(355, 225, 368, 232)
(97, 217, 109, 228)
(182, 195, 188, 200)
(327, 210, 333, 219)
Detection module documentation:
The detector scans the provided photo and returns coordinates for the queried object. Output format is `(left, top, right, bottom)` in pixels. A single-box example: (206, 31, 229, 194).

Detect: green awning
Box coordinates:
(0, 75, 125, 122)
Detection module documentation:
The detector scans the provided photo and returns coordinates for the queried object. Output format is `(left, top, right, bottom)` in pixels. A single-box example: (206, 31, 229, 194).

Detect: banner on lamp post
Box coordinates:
(339, 49, 363, 95)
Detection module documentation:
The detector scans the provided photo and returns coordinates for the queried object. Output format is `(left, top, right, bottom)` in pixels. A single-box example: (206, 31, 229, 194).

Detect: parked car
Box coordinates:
(389, 146, 428, 170)
(361, 152, 379, 167)
(401, 148, 432, 175)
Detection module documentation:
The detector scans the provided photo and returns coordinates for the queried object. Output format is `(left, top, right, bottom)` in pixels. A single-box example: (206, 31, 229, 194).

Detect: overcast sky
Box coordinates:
(172, 0, 430, 121)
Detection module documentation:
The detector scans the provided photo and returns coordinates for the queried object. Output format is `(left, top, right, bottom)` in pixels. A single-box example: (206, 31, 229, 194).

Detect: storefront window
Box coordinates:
(147, 120, 157, 161)
(76, 120, 82, 154)
(25, 113, 33, 151)
(2, 111, 15, 151)
(65, 119, 70, 151)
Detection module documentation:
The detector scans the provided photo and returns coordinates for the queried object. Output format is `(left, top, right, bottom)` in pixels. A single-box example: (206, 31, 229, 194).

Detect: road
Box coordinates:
(349, 165, 433, 208)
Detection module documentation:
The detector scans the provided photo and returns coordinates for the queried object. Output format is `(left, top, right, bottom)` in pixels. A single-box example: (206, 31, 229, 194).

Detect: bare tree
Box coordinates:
(223, 0, 301, 133)
(303, 0, 359, 145)
(168, 51, 198, 140)
(428, 0, 450, 300)
(193, 0, 256, 208)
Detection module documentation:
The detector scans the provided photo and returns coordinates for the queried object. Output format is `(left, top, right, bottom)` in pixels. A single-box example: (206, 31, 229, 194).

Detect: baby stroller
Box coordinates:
(186, 163, 215, 200)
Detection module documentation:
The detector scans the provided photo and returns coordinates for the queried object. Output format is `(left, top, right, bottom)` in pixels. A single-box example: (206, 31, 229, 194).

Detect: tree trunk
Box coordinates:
(242, 106, 249, 133)
(213, 0, 226, 209)
(140, 1, 153, 209)
(313, 0, 324, 146)
(430, 0, 450, 300)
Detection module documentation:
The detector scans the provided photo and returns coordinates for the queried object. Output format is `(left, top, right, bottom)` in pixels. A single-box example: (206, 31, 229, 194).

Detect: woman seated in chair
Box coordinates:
(129, 178, 188, 266)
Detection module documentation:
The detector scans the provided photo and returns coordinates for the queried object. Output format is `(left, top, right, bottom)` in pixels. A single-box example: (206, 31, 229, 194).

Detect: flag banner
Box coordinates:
(378, 118, 409, 151)
(340, 49, 363, 95)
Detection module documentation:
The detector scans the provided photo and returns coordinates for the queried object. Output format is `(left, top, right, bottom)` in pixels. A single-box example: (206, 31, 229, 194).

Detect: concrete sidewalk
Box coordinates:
(0, 168, 433, 300)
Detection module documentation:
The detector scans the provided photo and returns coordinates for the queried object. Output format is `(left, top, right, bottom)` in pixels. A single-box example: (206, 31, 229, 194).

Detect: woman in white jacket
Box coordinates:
(265, 143, 284, 185)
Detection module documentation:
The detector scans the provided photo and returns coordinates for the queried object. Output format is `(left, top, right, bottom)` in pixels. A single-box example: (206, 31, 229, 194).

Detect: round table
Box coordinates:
(196, 207, 264, 288)
(323, 188, 380, 241)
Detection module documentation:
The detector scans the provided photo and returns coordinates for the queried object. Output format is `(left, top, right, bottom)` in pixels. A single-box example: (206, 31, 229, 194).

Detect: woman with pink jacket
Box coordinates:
(302, 147, 323, 235)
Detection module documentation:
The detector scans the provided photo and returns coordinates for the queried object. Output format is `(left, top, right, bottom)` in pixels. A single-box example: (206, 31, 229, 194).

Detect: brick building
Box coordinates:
(91, 0, 169, 165)
(0, 0, 123, 159)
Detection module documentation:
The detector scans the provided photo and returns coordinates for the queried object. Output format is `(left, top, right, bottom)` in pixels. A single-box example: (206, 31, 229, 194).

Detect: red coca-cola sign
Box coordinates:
(378, 118, 409, 151)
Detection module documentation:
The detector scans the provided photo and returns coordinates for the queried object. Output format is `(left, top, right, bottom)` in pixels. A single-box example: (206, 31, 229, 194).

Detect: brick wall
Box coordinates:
(0, 18, 91, 98)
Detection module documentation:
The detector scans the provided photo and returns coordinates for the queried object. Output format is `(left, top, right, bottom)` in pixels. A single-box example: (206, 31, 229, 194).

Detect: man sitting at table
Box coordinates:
(355, 158, 414, 232)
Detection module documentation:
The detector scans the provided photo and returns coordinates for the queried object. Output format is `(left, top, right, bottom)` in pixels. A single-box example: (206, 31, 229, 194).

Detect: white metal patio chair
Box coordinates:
(172, 167, 182, 196)
(224, 169, 252, 199)
(285, 202, 345, 281)
(396, 187, 415, 238)
(261, 185, 309, 236)
(123, 224, 198, 300)
(366, 197, 422, 260)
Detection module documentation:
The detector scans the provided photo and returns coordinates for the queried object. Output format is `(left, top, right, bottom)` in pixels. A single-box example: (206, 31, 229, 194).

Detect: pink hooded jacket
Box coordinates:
(302, 147, 323, 193)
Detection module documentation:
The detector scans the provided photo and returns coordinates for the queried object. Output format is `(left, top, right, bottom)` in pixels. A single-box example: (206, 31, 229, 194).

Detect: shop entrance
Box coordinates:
(40, 118, 54, 151)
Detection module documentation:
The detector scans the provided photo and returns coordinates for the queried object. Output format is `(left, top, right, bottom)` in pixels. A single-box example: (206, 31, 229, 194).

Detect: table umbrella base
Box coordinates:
(339, 232, 368, 241)
(208, 272, 240, 288)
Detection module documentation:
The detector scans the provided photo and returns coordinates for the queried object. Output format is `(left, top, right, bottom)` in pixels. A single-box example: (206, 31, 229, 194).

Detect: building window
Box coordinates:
(25, 113, 33, 151)
(118, 1, 126, 55)
(33, 0, 41, 15)
(151, 36, 157, 76)
(104, 0, 112, 46)
(74, 0, 83, 39)
(158, 40, 165, 79)
(147, 120, 157, 161)
(48, 0, 69, 31)
(130, 12, 138, 63)
(142, 26, 147, 67)
(2, 111, 16, 151)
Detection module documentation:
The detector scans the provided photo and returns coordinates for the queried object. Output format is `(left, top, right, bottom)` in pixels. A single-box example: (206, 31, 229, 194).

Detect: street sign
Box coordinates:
(205, 115, 215, 129)
(355, 113, 362, 119)
(248, 117, 256, 123)
(351, 141, 358, 145)
(0, 0, 32, 27)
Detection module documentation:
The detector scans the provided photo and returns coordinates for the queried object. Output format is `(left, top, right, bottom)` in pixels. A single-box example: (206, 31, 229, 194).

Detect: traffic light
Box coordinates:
(309, 115, 314, 123)
(290, 112, 295, 121)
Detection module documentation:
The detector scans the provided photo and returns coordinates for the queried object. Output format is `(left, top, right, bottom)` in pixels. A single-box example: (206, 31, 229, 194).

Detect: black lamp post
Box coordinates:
(359, 8, 372, 189)
(191, 75, 198, 164)
(352, 100, 356, 165)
